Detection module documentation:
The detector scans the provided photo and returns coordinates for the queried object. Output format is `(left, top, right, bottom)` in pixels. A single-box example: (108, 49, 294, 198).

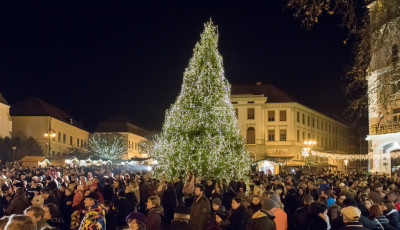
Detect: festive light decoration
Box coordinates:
(88, 133, 128, 160)
(151, 20, 250, 180)
(311, 151, 368, 160)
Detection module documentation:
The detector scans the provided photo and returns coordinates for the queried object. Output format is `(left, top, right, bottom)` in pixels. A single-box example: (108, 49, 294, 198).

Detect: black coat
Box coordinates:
(293, 205, 309, 230)
(228, 205, 247, 230)
(102, 184, 114, 202)
(44, 194, 61, 212)
(386, 209, 400, 230)
(337, 222, 370, 230)
(174, 180, 184, 202)
(165, 220, 195, 230)
(307, 215, 327, 230)
(162, 187, 177, 212)
(139, 181, 147, 204)
(106, 209, 118, 230)
(125, 192, 138, 213)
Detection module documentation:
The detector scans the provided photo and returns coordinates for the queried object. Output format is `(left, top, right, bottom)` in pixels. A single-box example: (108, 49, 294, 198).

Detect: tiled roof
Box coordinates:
(0, 92, 8, 105)
(10, 97, 83, 128)
(231, 84, 298, 103)
(95, 115, 151, 138)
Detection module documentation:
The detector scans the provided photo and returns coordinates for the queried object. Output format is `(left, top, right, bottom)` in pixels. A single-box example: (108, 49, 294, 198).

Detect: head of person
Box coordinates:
(83, 192, 99, 208)
(364, 198, 373, 210)
(231, 197, 242, 210)
(24, 206, 44, 223)
(337, 194, 347, 204)
(383, 200, 395, 212)
(369, 204, 383, 218)
(5, 214, 36, 230)
(43, 203, 60, 220)
(40, 188, 51, 199)
(251, 195, 260, 205)
(341, 206, 361, 223)
(304, 195, 314, 205)
(126, 212, 146, 230)
(103, 200, 114, 214)
(212, 198, 222, 211)
(309, 202, 328, 220)
(215, 211, 229, 224)
(387, 191, 398, 202)
(173, 206, 191, 223)
(262, 199, 277, 216)
(374, 183, 383, 192)
(194, 184, 205, 197)
(147, 196, 160, 210)
(308, 181, 314, 189)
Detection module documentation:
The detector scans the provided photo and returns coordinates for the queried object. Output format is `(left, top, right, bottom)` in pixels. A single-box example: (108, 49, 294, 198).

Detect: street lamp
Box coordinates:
(11, 146, 16, 162)
(302, 140, 317, 169)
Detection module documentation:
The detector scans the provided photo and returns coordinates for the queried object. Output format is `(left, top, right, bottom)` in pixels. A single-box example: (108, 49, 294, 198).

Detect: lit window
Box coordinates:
(268, 130, 275, 141)
(280, 130, 287, 141)
(248, 108, 255, 120)
(247, 127, 255, 144)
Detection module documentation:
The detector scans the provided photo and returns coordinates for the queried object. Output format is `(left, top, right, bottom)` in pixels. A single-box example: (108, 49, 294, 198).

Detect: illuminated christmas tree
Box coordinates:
(152, 20, 250, 180)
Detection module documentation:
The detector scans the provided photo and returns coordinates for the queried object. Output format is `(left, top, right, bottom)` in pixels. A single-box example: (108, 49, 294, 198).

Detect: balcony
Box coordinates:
(371, 123, 400, 135)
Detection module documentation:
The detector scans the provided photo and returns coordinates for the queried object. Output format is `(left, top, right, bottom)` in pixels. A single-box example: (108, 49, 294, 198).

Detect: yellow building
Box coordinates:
(94, 116, 150, 160)
(11, 97, 89, 156)
(232, 83, 350, 170)
(0, 92, 12, 138)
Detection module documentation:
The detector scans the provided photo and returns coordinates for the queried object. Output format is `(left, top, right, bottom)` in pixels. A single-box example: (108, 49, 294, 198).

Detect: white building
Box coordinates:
(94, 116, 150, 160)
(231, 83, 350, 170)
(0, 92, 12, 138)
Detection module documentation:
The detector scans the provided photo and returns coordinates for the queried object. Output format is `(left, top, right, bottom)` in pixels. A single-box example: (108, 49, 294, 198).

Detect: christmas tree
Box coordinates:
(152, 20, 250, 180)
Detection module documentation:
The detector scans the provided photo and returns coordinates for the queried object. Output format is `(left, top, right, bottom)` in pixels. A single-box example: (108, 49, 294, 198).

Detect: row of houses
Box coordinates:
(0, 95, 150, 160)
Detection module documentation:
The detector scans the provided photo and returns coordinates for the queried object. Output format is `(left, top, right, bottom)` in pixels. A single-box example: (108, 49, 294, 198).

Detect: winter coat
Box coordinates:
(190, 195, 211, 230)
(73, 191, 84, 207)
(6, 188, 30, 214)
(274, 208, 288, 230)
(102, 184, 114, 202)
(307, 215, 328, 230)
(164, 220, 195, 230)
(336, 222, 371, 230)
(370, 215, 394, 230)
(247, 203, 262, 218)
(385, 209, 400, 230)
(145, 206, 164, 230)
(174, 180, 184, 203)
(125, 192, 138, 213)
(332, 214, 373, 230)
(162, 187, 178, 212)
(44, 193, 61, 211)
(78, 202, 106, 230)
(115, 196, 131, 226)
(293, 205, 309, 230)
(228, 205, 247, 230)
(248, 210, 276, 230)
(105, 208, 118, 230)
(210, 206, 226, 226)
(222, 188, 236, 210)
(139, 181, 147, 204)
(205, 185, 214, 199)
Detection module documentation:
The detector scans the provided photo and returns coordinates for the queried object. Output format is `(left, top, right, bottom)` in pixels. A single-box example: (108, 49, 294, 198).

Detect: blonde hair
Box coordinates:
(148, 196, 161, 207)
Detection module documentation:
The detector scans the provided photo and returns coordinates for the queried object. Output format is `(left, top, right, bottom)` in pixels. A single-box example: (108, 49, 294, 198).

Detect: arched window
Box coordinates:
(247, 127, 255, 144)
(249, 152, 256, 162)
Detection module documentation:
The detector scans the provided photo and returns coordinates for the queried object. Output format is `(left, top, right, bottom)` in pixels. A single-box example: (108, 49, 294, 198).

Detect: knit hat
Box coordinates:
(269, 194, 281, 208)
(262, 199, 276, 211)
(216, 211, 230, 220)
(212, 198, 222, 207)
(341, 206, 361, 221)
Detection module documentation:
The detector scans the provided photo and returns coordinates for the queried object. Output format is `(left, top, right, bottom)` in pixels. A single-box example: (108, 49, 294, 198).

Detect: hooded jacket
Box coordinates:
(78, 202, 106, 230)
(145, 206, 164, 230)
(249, 210, 276, 230)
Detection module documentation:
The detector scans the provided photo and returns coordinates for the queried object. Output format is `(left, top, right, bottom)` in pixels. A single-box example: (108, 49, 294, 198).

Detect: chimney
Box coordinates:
(256, 82, 262, 86)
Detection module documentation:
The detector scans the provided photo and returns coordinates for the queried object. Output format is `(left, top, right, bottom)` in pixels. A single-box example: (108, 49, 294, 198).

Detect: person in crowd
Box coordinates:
(368, 203, 392, 230)
(190, 184, 210, 230)
(293, 195, 314, 230)
(144, 195, 163, 230)
(210, 198, 225, 226)
(183, 174, 195, 208)
(24, 206, 50, 230)
(247, 195, 262, 218)
(78, 192, 106, 230)
(269, 194, 288, 230)
(359, 198, 373, 217)
(227, 197, 247, 230)
(213, 211, 230, 230)
(125, 185, 139, 213)
(337, 206, 369, 230)
(382, 200, 400, 229)
(249, 198, 277, 230)
(6, 187, 30, 215)
(4, 214, 36, 230)
(41, 188, 61, 212)
(173, 177, 184, 205)
(161, 182, 177, 226)
(102, 178, 114, 202)
(306, 181, 319, 202)
(104, 200, 118, 230)
(43, 203, 64, 229)
(307, 202, 329, 230)
(164, 206, 194, 230)
(205, 179, 214, 200)
(369, 183, 384, 204)
(137, 176, 148, 213)
(126, 212, 147, 230)
(337, 194, 347, 208)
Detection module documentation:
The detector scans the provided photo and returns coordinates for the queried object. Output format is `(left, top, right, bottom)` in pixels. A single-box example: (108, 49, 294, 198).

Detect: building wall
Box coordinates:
(232, 97, 349, 168)
(12, 116, 89, 156)
(0, 103, 12, 138)
(126, 132, 147, 159)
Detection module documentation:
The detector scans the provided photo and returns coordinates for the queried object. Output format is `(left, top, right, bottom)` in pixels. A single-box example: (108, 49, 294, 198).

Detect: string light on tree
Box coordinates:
(150, 20, 250, 180)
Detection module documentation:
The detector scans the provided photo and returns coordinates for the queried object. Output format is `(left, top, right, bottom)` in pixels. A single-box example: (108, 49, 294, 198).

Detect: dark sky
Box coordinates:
(0, 0, 354, 132)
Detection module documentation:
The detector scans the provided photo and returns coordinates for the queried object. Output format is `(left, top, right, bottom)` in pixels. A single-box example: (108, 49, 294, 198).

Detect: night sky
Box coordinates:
(0, 0, 354, 132)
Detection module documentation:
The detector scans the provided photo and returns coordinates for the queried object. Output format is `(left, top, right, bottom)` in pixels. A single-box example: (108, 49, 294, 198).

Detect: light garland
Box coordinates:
(88, 133, 127, 160)
(150, 20, 250, 180)
(311, 151, 368, 160)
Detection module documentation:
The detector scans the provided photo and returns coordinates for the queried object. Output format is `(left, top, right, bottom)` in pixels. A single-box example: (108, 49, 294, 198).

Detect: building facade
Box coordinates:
(94, 116, 150, 160)
(366, 2, 400, 174)
(232, 83, 350, 170)
(0, 92, 12, 138)
(11, 98, 89, 156)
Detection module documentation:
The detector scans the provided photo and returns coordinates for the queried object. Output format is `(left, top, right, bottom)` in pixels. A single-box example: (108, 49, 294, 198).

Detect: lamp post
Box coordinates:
(44, 117, 56, 157)
(302, 140, 316, 170)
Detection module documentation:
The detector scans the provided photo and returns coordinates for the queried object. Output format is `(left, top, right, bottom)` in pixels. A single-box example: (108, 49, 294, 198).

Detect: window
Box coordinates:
(268, 111, 275, 121)
(77, 138, 80, 147)
(302, 132, 305, 141)
(297, 112, 300, 122)
(297, 130, 300, 142)
(129, 141, 131, 148)
(57, 152, 60, 156)
(232, 102, 238, 104)
(81, 139, 83, 148)
(280, 130, 287, 141)
(268, 130, 275, 141)
(248, 101, 254, 104)
(312, 118, 315, 127)
(248, 108, 255, 120)
(84, 141, 87, 149)
(308, 116, 310, 126)
(393, 44, 399, 62)
(279, 110, 286, 121)
(63, 134, 66, 143)
(58, 132, 61, 142)
(235, 109, 238, 118)
(247, 127, 255, 144)
(70, 136, 73, 145)
(52, 151, 55, 156)
(317, 119, 319, 129)
(302, 114, 305, 124)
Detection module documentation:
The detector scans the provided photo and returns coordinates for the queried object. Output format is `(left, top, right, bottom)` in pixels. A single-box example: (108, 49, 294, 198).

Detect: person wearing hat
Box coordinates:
(78, 192, 106, 230)
(337, 206, 369, 230)
(126, 211, 146, 230)
(269, 194, 287, 230)
(210, 198, 225, 226)
(214, 211, 230, 230)
(369, 182, 384, 204)
(249, 198, 277, 230)
(164, 206, 194, 230)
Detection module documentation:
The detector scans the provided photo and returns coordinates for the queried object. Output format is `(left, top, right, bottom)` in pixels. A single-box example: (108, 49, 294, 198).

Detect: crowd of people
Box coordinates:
(0, 164, 399, 230)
